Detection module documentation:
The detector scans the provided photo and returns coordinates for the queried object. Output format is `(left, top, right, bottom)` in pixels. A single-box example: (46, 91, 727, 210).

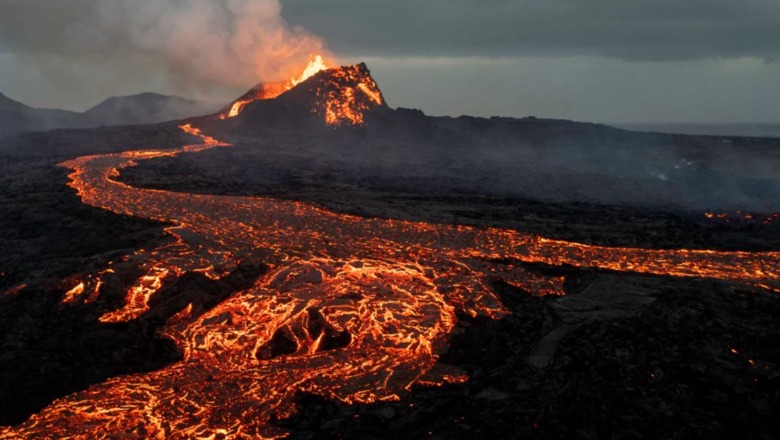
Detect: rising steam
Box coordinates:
(0, 0, 331, 100)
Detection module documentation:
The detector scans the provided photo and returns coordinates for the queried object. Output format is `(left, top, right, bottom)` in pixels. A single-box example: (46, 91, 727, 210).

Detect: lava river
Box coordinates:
(3, 125, 779, 439)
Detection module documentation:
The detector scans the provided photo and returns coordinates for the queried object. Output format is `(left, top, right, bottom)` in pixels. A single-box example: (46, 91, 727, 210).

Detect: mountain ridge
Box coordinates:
(0, 92, 31, 112)
(85, 92, 221, 126)
(0, 92, 221, 136)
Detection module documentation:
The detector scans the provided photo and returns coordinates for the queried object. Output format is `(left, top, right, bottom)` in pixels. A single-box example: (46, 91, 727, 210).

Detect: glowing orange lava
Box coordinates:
(291, 55, 328, 87)
(218, 57, 385, 126)
(314, 64, 385, 126)
(220, 55, 328, 120)
(705, 210, 780, 225)
(2, 126, 778, 439)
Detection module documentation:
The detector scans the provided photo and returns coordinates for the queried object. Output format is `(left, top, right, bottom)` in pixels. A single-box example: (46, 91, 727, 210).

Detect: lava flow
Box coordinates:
(3, 67, 780, 437)
(705, 210, 780, 225)
(2, 120, 778, 439)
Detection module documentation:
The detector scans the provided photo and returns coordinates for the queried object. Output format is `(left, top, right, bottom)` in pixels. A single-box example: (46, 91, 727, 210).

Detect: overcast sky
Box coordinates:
(1, 0, 779, 123)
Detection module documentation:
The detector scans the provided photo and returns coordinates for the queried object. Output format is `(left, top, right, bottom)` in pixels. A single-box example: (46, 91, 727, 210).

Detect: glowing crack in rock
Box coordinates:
(218, 57, 386, 126)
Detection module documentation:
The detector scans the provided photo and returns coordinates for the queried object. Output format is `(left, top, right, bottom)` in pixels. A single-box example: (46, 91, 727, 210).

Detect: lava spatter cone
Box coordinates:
(221, 61, 389, 127)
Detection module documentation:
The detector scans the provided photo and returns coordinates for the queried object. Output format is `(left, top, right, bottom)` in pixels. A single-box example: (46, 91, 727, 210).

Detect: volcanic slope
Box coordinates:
(144, 63, 780, 217)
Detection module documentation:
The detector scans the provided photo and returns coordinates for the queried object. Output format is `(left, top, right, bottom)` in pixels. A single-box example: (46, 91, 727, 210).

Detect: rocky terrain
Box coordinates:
(173, 96, 780, 216)
(1, 65, 779, 438)
(282, 272, 780, 440)
(3, 121, 779, 438)
(123, 100, 780, 251)
(0, 124, 201, 424)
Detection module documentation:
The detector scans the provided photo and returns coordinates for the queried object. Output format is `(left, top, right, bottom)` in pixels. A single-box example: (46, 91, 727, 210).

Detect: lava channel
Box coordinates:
(2, 125, 778, 439)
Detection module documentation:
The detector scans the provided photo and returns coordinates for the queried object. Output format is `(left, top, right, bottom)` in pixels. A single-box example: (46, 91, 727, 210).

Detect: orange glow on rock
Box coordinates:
(218, 57, 385, 126)
(313, 64, 385, 126)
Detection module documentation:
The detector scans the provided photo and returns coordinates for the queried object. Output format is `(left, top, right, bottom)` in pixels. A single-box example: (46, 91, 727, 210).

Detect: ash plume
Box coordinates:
(0, 0, 330, 101)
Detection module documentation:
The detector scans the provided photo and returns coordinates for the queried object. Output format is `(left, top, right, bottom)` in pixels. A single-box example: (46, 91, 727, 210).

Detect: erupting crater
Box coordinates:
(2, 62, 779, 439)
(219, 56, 386, 126)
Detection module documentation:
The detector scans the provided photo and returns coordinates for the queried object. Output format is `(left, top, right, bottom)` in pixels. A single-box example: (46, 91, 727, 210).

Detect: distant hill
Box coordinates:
(0, 93, 87, 136)
(0, 92, 222, 137)
(84, 93, 221, 126)
(0, 92, 30, 112)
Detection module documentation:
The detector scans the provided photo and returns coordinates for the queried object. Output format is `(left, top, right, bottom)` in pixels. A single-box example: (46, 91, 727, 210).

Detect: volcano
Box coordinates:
(187, 61, 780, 215)
(218, 62, 388, 128)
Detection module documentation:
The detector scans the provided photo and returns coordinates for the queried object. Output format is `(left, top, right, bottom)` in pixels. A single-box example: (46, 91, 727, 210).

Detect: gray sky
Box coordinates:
(1, 0, 779, 123)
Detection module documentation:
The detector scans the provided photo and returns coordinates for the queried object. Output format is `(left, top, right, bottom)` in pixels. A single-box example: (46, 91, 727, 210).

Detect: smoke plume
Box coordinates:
(0, 0, 330, 102)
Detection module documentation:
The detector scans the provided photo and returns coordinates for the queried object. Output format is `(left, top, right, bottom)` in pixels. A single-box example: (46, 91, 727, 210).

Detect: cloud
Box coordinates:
(282, 0, 780, 61)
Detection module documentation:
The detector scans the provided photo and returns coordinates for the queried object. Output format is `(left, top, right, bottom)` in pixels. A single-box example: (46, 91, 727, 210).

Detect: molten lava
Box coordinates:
(291, 54, 328, 87)
(705, 210, 780, 225)
(2, 123, 778, 439)
(218, 56, 386, 126)
(220, 55, 328, 120)
(313, 63, 385, 126)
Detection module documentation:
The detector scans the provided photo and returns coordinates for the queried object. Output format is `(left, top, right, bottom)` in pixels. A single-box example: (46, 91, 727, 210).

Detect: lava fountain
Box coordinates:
(220, 55, 328, 120)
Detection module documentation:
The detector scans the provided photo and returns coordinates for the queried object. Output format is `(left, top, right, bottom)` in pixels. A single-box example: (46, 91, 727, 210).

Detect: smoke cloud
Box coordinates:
(0, 0, 330, 103)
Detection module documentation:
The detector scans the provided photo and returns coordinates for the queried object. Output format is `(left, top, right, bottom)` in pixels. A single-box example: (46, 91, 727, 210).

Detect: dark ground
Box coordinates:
(119, 137, 780, 252)
(1, 123, 779, 438)
(0, 124, 203, 424)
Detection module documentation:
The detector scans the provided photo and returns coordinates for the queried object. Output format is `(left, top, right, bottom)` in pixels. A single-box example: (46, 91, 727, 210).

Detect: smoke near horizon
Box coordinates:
(0, 0, 330, 107)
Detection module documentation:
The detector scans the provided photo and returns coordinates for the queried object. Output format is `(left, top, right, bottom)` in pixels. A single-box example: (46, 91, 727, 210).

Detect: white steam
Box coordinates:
(96, 0, 328, 86)
(0, 0, 330, 105)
